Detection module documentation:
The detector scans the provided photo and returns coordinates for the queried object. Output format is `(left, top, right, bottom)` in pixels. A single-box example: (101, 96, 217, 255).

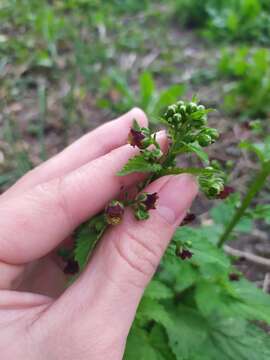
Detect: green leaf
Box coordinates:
(118, 154, 162, 176)
(153, 84, 186, 118)
(195, 281, 224, 317)
(149, 324, 177, 360)
(173, 227, 231, 278)
(137, 297, 173, 328)
(124, 326, 165, 360)
(240, 137, 270, 163)
(252, 204, 270, 224)
(229, 279, 270, 324)
(165, 305, 208, 360)
(164, 305, 270, 360)
(139, 72, 155, 109)
(74, 215, 107, 270)
(183, 142, 209, 164)
(144, 280, 174, 300)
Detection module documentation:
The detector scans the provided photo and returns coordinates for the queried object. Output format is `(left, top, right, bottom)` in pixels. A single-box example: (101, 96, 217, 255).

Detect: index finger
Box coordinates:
(5, 108, 147, 198)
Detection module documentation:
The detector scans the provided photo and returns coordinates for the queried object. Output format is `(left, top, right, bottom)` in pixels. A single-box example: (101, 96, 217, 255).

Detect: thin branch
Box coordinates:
(224, 245, 270, 267)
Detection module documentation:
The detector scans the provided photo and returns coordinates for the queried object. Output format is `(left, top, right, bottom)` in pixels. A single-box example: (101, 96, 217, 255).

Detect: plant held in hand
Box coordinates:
(61, 99, 225, 272)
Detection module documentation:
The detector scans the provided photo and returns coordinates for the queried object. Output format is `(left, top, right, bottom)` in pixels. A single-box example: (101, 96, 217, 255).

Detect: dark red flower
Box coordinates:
(105, 200, 125, 225)
(181, 213, 196, 226)
(229, 273, 240, 281)
(128, 128, 146, 148)
(64, 259, 79, 275)
(143, 192, 159, 210)
(176, 248, 193, 260)
(217, 186, 235, 199)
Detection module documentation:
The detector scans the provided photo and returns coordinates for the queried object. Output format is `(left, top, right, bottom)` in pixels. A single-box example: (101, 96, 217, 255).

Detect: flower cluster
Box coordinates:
(163, 100, 219, 147)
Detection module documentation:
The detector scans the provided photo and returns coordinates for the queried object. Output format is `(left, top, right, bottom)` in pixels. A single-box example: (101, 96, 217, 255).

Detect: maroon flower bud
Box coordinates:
(136, 192, 159, 210)
(176, 248, 193, 260)
(64, 259, 79, 275)
(217, 186, 235, 199)
(105, 200, 125, 225)
(181, 213, 196, 226)
(229, 272, 240, 281)
(128, 128, 146, 149)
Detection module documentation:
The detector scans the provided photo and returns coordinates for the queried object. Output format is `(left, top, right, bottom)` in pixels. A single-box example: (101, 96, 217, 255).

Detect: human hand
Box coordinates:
(0, 109, 197, 359)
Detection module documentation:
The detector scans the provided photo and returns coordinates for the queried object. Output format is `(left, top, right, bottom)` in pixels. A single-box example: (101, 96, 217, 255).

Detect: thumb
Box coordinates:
(53, 175, 197, 342)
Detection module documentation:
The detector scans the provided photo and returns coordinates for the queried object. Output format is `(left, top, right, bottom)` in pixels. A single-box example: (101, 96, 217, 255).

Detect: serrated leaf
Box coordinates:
(173, 227, 231, 278)
(149, 324, 177, 360)
(164, 306, 270, 360)
(252, 204, 270, 224)
(144, 280, 174, 300)
(74, 215, 107, 270)
(195, 281, 224, 316)
(229, 279, 270, 324)
(124, 326, 165, 360)
(118, 154, 162, 176)
(165, 305, 208, 360)
(183, 142, 209, 164)
(137, 297, 173, 328)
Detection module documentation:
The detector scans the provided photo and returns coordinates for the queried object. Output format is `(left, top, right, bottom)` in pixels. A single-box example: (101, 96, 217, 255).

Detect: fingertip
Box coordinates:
(124, 107, 148, 127)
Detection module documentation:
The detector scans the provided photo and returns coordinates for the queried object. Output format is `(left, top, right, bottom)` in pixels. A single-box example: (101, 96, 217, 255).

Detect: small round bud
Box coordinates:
(205, 128, 219, 140)
(186, 102, 198, 114)
(173, 113, 182, 123)
(105, 200, 125, 225)
(164, 104, 177, 119)
(208, 183, 223, 197)
(179, 105, 187, 115)
(193, 115, 207, 128)
(176, 100, 185, 107)
(198, 134, 212, 147)
(197, 104, 205, 111)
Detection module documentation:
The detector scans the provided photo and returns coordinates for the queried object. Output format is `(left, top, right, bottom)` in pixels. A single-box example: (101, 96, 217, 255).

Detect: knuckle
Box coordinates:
(112, 227, 163, 280)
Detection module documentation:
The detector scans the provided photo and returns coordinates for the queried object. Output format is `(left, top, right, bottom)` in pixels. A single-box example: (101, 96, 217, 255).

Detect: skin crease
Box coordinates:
(0, 108, 198, 360)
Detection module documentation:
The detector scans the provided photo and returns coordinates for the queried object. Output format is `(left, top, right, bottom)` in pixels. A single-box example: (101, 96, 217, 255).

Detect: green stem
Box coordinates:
(159, 167, 205, 176)
(218, 160, 270, 248)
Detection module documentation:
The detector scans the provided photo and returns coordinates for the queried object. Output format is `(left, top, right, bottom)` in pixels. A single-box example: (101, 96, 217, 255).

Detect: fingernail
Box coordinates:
(156, 175, 198, 224)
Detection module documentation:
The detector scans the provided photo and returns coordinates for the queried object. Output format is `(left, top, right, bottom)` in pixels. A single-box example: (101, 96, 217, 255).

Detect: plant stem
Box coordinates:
(218, 160, 270, 248)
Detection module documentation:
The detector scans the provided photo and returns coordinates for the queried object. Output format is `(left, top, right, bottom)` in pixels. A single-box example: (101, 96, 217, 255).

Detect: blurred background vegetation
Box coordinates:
(0, 0, 269, 187)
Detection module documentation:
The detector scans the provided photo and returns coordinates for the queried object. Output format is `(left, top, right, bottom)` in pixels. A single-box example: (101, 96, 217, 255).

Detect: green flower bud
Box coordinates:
(192, 114, 207, 128)
(198, 134, 212, 147)
(164, 104, 177, 119)
(179, 105, 187, 115)
(186, 101, 198, 114)
(176, 100, 185, 107)
(197, 104, 205, 111)
(172, 113, 182, 123)
(204, 128, 219, 140)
